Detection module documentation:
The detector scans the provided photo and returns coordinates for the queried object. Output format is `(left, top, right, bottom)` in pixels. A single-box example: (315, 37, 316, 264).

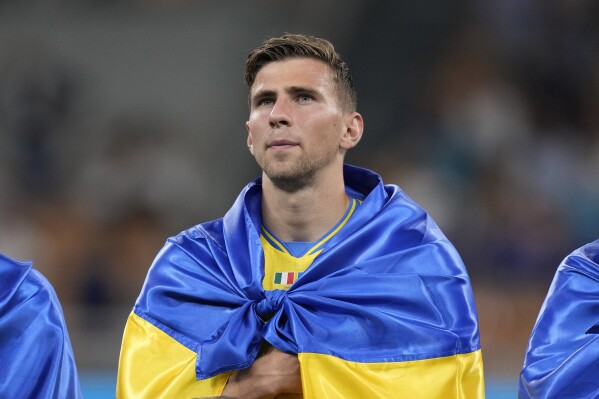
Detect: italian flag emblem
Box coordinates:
(274, 272, 303, 285)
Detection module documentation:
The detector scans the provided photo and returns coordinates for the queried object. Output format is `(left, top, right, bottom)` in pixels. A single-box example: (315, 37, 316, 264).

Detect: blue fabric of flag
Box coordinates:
(134, 164, 481, 380)
(519, 239, 599, 398)
(0, 253, 82, 398)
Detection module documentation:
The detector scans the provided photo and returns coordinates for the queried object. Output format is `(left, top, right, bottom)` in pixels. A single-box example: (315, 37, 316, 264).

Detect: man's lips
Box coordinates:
(267, 140, 298, 149)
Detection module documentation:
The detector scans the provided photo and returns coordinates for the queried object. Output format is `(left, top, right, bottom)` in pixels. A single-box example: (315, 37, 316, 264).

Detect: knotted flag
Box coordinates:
(118, 164, 484, 398)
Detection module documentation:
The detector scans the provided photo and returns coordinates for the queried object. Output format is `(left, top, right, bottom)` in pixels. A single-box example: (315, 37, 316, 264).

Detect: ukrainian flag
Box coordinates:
(118, 164, 484, 398)
(0, 254, 82, 398)
(520, 239, 599, 398)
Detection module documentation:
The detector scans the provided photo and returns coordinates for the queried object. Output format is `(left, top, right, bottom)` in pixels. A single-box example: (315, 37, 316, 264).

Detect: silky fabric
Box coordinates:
(299, 350, 484, 398)
(519, 239, 599, 398)
(118, 312, 229, 398)
(119, 311, 483, 398)
(0, 253, 82, 399)
(131, 164, 482, 387)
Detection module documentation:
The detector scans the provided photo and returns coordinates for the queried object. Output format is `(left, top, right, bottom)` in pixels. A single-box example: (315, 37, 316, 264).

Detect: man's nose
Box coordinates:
(268, 100, 291, 128)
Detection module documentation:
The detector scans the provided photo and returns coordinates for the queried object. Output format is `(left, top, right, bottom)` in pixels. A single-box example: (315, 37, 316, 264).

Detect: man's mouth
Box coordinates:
(267, 140, 298, 149)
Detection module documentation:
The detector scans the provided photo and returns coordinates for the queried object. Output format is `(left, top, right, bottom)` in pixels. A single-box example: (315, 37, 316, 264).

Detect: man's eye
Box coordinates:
(257, 98, 273, 106)
(297, 95, 314, 102)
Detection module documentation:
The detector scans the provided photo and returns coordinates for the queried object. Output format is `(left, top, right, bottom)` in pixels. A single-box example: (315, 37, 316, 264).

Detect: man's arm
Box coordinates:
(222, 346, 302, 399)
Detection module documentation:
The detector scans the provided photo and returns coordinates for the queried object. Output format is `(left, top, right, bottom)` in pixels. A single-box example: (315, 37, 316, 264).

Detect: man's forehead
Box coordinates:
(250, 58, 335, 92)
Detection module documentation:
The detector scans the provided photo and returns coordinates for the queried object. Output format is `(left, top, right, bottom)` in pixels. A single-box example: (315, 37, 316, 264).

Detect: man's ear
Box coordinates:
(340, 112, 364, 150)
(246, 121, 254, 155)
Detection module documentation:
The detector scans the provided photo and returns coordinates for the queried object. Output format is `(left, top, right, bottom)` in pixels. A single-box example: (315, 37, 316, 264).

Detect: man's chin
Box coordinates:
(265, 171, 314, 193)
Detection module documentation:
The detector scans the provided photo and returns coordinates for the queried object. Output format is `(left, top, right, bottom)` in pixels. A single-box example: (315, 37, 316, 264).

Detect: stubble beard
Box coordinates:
(259, 148, 340, 193)
(262, 157, 317, 193)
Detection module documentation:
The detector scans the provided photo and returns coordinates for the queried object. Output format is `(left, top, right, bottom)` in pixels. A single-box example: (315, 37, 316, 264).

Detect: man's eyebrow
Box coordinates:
(286, 86, 319, 96)
(251, 89, 276, 100)
(249, 89, 277, 106)
(249, 86, 321, 105)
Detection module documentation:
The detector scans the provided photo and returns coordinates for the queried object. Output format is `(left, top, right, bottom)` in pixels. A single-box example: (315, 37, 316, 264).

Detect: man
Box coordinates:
(117, 33, 484, 398)
(519, 239, 599, 398)
(0, 253, 82, 398)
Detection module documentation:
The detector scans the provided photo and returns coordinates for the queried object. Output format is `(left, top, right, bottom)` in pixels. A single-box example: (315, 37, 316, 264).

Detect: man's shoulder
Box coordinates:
(0, 254, 56, 308)
(554, 239, 599, 284)
(146, 217, 229, 277)
(169, 217, 226, 245)
(0, 254, 32, 300)
(0, 254, 65, 336)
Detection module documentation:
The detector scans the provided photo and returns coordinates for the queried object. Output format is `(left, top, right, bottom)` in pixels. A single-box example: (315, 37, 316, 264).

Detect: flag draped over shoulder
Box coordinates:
(519, 239, 599, 399)
(0, 254, 82, 399)
(134, 164, 481, 380)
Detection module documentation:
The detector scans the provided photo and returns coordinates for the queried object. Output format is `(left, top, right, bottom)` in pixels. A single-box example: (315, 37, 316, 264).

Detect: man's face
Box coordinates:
(246, 57, 349, 191)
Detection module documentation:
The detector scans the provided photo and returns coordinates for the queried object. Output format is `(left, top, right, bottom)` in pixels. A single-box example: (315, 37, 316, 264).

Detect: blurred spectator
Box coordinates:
(69, 112, 211, 232)
(0, 36, 77, 201)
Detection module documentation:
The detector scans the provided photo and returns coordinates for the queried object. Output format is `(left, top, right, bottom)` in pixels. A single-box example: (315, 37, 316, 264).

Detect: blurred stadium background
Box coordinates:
(1, 1, 598, 397)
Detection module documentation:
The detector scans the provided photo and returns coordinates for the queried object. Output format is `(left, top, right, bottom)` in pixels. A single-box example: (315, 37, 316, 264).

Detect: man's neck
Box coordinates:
(261, 172, 348, 243)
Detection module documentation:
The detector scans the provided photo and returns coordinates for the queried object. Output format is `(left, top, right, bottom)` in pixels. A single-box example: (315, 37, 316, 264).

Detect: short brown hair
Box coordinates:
(245, 33, 357, 111)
